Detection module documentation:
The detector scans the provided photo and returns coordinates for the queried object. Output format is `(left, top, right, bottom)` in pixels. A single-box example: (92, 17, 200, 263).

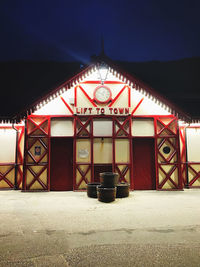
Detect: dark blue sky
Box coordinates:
(0, 0, 200, 62)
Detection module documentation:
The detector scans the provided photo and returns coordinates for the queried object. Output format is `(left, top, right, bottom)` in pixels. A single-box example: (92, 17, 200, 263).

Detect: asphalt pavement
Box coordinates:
(0, 190, 200, 266)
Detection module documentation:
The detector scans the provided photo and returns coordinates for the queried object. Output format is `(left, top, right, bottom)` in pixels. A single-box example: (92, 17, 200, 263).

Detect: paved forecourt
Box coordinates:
(0, 190, 200, 266)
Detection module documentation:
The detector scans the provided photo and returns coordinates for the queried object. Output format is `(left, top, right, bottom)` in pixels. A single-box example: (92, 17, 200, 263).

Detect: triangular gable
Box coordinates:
(13, 56, 191, 122)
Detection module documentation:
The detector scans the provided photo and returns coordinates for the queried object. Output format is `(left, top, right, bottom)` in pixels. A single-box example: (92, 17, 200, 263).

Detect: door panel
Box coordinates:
(50, 138, 73, 191)
(132, 138, 156, 190)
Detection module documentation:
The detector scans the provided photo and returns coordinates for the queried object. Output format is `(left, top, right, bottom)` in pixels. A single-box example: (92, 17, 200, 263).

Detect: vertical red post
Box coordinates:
(73, 116, 77, 190)
(154, 116, 159, 190)
(47, 117, 51, 191)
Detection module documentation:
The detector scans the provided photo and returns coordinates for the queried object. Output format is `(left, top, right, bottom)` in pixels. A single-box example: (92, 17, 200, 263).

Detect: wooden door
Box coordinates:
(50, 138, 73, 191)
(132, 138, 156, 190)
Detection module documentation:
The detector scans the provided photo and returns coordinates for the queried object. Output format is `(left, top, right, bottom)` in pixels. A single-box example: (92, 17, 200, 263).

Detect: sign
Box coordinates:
(75, 107, 130, 115)
(35, 146, 41, 156)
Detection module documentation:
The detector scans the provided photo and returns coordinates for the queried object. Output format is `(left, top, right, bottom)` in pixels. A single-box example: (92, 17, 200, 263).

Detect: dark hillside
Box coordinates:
(117, 58, 200, 116)
(0, 61, 82, 117)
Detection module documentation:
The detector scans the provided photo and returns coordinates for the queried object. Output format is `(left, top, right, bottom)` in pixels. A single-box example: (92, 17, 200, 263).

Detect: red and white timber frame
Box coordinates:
(17, 59, 192, 191)
(154, 116, 182, 190)
(22, 116, 50, 191)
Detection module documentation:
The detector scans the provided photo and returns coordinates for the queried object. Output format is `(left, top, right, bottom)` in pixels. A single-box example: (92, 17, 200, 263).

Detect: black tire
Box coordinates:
(97, 186, 116, 203)
(100, 172, 119, 188)
(116, 183, 130, 198)
(87, 183, 101, 198)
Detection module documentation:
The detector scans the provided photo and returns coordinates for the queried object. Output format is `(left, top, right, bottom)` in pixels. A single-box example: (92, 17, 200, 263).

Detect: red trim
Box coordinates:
(60, 96, 73, 114)
(17, 165, 23, 188)
(113, 116, 131, 186)
(177, 124, 183, 189)
(187, 163, 200, 186)
(17, 127, 24, 164)
(27, 117, 49, 136)
(78, 85, 97, 107)
(129, 116, 134, 189)
(74, 117, 93, 189)
(0, 165, 15, 188)
(154, 117, 159, 189)
(27, 114, 49, 118)
(23, 116, 50, 191)
(115, 164, 130, 183)
(131, 98, 144, 115)
(157, 117, 177, 136)
(75, 115, 182, 190)
(157, 137, 177, 163)
(21, 114, 188, 191)
(186, 162, 200, 164)
(158, 165, 179, 189)
(76, 117, 92, 137)
(128, 86, 131, 107)
(73, 117, 77, 190)
(155, 117, 181, 190)
(26, 165, 48, 190)
(74, 86, 78, 107)
(48, 117, 51, 191)
(30, 115, 74, 118)
(76, 165, 90, 188)
(91, 119, 94, 182)
(108, 85, 127, 107)
(28, 146, 48, 164)
(112, 119, 115, 172)
(113, 116, 130, 137)
(22, 119, 27, 191)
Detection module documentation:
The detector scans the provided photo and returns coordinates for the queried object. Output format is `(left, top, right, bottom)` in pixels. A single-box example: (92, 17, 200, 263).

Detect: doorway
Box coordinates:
(50, 138, 73, 191)
(132, 138, 156, 190)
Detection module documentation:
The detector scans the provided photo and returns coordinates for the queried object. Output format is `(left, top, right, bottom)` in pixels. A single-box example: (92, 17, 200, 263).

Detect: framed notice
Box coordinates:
(35, 146, 41, 156)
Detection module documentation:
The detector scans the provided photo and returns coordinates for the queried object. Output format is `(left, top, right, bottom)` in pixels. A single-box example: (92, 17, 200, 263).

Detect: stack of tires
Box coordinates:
(87, 172, 130, 203)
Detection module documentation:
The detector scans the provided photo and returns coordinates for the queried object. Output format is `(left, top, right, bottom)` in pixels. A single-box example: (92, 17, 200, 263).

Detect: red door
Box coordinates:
(132, 138, 156, 190)
(50, 138, 73, 191)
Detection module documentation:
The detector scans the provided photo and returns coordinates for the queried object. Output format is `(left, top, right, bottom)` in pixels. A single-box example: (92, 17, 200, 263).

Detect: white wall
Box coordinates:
(132, 119, 155, 136)
(186, 128, 200, 162)
(93, 119, 112, 136)
(51, 118, 74, 136)
(34, 91, 73, 116)
(0, 129, 16, 163)
(131, 89, 170, 116)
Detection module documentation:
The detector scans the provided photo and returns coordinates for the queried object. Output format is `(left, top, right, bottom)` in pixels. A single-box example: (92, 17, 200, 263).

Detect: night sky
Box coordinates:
(1, 0, 200, 62)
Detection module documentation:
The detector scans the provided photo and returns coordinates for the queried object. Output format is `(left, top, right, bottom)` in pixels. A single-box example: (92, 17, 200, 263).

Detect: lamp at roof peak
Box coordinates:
(98, 63, 109, 84)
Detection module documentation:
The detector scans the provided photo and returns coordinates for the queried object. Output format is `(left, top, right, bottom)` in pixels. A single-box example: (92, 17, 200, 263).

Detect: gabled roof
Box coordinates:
(10, 54, 190, 123)
(1, 54, 199, 124)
